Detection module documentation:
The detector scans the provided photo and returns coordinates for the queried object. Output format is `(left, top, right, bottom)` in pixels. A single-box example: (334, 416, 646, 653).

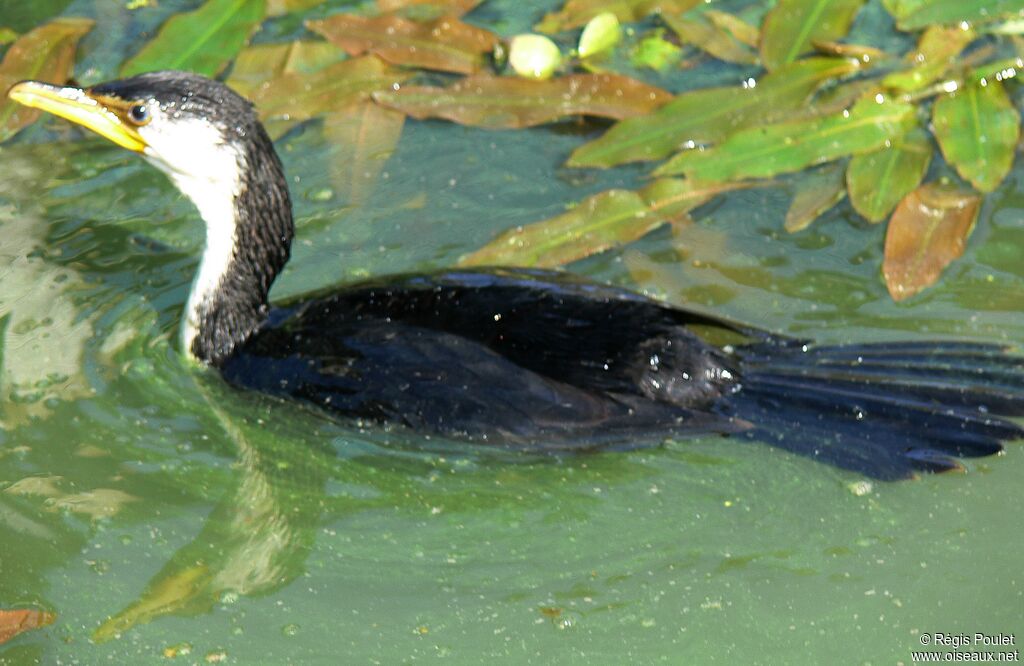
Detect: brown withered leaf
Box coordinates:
(377, 0, 483, 18)
(248, 56, 411, 123)
(307, 14, 497, 75)
(375, 73, 670, 129)
(883, 183, 980, 301)
(323, 102, 405, 207)
(0, 609, 56, 645)
(0, 17, 93, 143)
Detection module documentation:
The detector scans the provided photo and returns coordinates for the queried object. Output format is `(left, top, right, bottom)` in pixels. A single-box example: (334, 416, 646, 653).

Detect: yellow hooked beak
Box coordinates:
(6, 80, 148, 153)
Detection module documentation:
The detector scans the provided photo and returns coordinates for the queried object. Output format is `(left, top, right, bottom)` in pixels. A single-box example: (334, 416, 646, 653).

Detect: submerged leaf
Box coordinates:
(0, 609, 56, 645)
(459, 179, 751, 267)
(375, 73, 670, 129)
(323, 102, 405, 207)
(882, 25, 975, 93)
(704, 10, 760, 48)
(897, 0, 1024, 31)
(121, 0, 265, 77)
(760, 0, 867, 71)
(249, 56, 411, 123)
(663, 13, 758, 65)
(657, 97, 915, 180)
(569, 57, 860, 168)
(578, 12, 622, 59)
(784, 163, 846, 232)
(307, 14, 497, 75)
(508, 34, 562, 80)
(0, 17, 93, 143)
(847, 127, 931, 222)
(883, 183, 980, 301)
(536, 0, 699, 33)
(932, 79, 1019, 192)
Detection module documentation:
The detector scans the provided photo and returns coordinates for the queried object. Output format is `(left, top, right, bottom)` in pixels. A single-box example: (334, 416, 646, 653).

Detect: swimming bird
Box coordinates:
(7, 71, 1023, 479)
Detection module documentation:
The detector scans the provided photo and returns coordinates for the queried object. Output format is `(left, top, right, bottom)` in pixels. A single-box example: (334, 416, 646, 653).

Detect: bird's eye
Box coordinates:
(127, 104, 150, 126)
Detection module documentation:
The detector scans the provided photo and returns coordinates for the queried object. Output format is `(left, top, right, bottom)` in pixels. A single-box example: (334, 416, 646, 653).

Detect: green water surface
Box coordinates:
(0, 0, 1022, 664)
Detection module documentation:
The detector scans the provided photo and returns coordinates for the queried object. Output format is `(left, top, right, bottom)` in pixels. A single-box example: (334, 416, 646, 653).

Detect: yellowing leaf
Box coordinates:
(883, 183, 980, 301)
(307, 14, 497, 75)
(760, 0, 867, 71)
(568, 57, 860, 168)
(226, 40, 347, 98)
(0, 17, 93, 143)
(375, 73, 670, 129)
(377, 0, 483, 16)
(121, 0, 265, 77)
(459, 179, 750, 267)
(847, 127, 931, 223)
(784, 163, 846, 232)
(536, 0, 699, 33)
(883, 26, 975, 93)
(932, 79, 1019, 192)
(0, 609, 55, 645)
(656, 97, 915, 180)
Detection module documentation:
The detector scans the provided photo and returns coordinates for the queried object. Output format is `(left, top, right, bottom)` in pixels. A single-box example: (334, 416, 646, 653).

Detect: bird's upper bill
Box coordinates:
(7, 80, 148, 153)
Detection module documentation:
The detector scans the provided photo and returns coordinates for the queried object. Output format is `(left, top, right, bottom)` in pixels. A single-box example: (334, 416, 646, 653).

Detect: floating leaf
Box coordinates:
(663, 13, 758, 65)
(569, 57, 860, 168)
(266, 0, 322, 15)
(226, 40, 347, 98)
(459, 179, 751, 267)
(121, 0, 265, 77)
(883, 26, 975, 93)
(760, 0, 867, 71)
(847, 127, 931, 222)
(0, 17, 93, 143)
(0, 609, 56, 645)
(630, 29, 682, 71)
(784, 163, 846, 232)
(704, 10, 760, 48)
(883, 183, 980, 301)
(536, 0, 699, 33)
(0, 27, 18, 45)
(578, 12, 621, 59)
(375, 73, 670, 129)
(933, 79, 1019, 192)
(897, 0, 1024, 31)
(377, 0, 483, 17)
(508, 34, 562, 80)
(323, 102, 405, 207)
(657, 97, 916, 180)
(307, 14, 497, 75)
(249, 56, 411, 123)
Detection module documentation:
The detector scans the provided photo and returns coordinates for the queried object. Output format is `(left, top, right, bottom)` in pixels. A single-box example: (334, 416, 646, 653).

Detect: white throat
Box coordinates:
(139, 118, 244, 360)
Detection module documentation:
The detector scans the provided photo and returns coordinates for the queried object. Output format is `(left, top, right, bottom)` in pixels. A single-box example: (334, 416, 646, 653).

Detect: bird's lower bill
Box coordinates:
(6, 80, 147, 153)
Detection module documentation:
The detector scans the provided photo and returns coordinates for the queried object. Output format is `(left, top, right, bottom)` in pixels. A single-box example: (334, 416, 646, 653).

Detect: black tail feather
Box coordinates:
(727, 340, 1024, 480)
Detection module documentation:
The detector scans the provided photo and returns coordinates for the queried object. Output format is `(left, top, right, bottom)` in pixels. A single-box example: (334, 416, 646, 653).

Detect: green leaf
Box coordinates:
(882, 26, 975, 93)
(933, 79, 1019, 192)
(568, 57, 860, 168)
(847, 127, 931, 223)
(883, 182, 980, 301)
(760, 0, 867, 71)
(0, 27, 18, 45)
(121, 0, 265, 77)
(459, 179, 748, 267)
(375, 73, 671, 129)
(307, 14, 497, 75)
(897, 0, 1024, 31)
(784, 163, 846, 232)
(663, 13, 757, 65)
(704, 10, 760, 48)
(0, 17, 93, 143)
(656, 97, 916, 180)
(630, 29, 682, 71)
(578, 12, 621, 58)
